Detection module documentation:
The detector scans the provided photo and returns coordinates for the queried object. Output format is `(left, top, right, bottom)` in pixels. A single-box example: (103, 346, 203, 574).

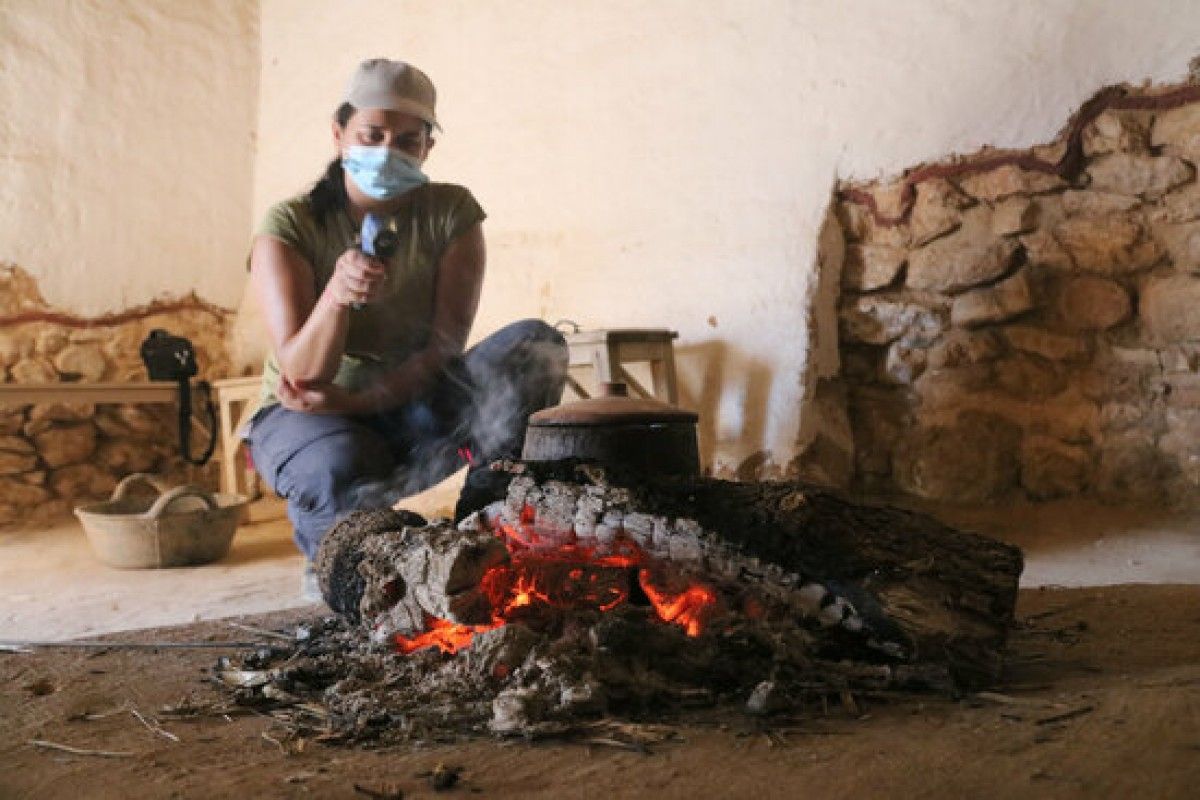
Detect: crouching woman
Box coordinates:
(246, 59, 567, 576)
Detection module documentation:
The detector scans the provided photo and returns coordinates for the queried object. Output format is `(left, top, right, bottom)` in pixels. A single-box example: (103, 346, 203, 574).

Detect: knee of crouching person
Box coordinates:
(521, 319, 568, 369)
(510, 318, 567, 348)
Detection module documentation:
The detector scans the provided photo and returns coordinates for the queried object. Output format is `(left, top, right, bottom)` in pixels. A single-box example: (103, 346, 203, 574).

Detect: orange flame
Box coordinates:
(393, 615, 501, 655)
(638, 569, 718, 637)
(392, 505, 722, 655)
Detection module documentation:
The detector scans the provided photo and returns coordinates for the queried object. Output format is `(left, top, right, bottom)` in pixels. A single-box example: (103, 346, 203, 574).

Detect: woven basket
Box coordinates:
(75, 473, 248, 569)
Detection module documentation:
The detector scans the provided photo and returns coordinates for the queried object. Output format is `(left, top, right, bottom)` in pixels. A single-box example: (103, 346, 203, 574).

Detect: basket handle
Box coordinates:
(111, 472, 170, 502)
(144, 485, 218, 519)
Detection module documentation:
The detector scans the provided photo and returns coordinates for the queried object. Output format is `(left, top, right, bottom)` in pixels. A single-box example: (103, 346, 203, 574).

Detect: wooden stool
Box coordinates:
(563, 328, 679, 404)
(211, 376, 263, 497)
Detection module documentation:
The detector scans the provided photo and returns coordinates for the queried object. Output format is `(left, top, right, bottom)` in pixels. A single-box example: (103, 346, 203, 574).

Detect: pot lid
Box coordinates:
(529, 382, 699, 426)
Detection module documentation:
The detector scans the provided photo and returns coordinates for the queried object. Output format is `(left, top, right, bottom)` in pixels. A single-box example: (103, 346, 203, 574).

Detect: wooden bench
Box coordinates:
(0, 377, 263, 497)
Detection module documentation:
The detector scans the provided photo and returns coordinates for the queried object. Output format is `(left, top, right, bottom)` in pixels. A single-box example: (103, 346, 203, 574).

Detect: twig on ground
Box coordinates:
(582, 719, 678, 747)
(130, 708, 181, 743)
(353, 782, 406, 799)
(67, 701, 131, 722)
(158, 698, 247, 720)
(974, 692, 1065, 709)
(581, 736, 650, 754)
(226, 622, 294, 642)
(1024, 601, 1087, 623)
(1036, 706, 1095, 726)
(28, 739, 133, 758)
(261, 731, 287, 754)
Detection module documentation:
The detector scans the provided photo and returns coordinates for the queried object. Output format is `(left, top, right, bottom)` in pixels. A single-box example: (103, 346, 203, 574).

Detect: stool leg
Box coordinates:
(592, 343, 619, 386)
(564, 374, 590, 399)
(231, 399, 262, 499)
(217, 397, 238, 496)
(651, 347, 679, 404)
(615, 365, 653, 399)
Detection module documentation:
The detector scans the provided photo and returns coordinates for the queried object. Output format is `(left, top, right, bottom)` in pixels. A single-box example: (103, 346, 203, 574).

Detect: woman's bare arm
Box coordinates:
(249, 235, 385, 386)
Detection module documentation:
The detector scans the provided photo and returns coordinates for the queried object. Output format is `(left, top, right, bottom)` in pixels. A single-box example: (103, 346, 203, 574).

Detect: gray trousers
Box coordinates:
(247, 319, 568, 559)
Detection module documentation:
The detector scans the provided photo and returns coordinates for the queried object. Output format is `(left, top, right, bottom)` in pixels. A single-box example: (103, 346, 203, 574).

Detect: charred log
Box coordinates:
(315, 461, 1022, 695)
(314, 509, 427, 622)
(356, 524, 509, 637)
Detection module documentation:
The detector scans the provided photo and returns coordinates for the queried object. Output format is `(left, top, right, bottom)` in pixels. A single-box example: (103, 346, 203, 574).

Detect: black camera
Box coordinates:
(139, 329, 215, 465)
(140, 329, 199, 382)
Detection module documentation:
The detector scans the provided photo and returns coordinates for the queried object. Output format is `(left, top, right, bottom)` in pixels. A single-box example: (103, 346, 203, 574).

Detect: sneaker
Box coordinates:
(299, 562, 323, 603)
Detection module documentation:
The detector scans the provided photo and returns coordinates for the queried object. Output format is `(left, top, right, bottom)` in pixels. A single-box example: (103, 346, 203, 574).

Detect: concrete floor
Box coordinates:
(1, 482, 1197, 642)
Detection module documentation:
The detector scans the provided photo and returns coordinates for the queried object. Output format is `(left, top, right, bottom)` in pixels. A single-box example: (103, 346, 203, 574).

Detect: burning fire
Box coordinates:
(393, 615, 494, 655)
(637, 569, 718, 638)
(393, 504, 720, 656)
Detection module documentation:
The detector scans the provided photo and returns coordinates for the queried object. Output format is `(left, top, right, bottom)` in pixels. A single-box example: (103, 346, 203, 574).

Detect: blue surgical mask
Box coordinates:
(342, 145, 429, 200)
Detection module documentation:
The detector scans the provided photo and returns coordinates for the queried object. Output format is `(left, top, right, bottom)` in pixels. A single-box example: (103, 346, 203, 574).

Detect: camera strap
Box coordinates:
(176, 378, 217, 466)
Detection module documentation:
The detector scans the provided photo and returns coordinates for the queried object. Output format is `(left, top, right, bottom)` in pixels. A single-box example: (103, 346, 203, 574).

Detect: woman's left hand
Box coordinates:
(277, 376, 370, 415)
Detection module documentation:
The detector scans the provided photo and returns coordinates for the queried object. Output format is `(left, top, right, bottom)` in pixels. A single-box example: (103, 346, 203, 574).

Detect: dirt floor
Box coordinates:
(2, 583, 1198, 799)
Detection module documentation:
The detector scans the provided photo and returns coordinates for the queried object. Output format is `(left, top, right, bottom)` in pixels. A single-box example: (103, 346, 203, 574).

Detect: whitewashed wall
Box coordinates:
(0, 0, 258, 314)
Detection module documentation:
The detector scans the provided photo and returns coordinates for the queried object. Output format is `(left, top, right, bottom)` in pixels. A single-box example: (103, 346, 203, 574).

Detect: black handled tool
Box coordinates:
(351, 213, 399, 310)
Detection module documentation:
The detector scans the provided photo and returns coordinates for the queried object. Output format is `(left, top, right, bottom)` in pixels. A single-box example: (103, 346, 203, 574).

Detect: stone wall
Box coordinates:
(833, 80, 1200, 507)
(0, 266, 233, 527)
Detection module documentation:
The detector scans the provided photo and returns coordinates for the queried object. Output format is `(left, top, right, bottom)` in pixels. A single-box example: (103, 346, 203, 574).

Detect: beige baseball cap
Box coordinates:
(343, 58, 439, 129)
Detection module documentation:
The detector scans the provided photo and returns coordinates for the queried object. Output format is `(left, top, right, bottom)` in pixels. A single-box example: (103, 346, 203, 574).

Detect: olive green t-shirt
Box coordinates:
(253, 183, 485, 407)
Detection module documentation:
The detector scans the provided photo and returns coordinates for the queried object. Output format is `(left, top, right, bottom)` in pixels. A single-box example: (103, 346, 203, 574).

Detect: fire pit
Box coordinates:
(217, 459, 1022, 744)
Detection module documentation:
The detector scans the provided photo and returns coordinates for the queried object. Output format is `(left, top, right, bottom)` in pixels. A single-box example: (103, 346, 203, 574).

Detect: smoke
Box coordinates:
(347, 325, 568, 513)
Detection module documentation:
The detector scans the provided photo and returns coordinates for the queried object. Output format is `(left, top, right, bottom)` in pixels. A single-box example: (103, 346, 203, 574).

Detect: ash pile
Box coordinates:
(217, 462, 1023, 743)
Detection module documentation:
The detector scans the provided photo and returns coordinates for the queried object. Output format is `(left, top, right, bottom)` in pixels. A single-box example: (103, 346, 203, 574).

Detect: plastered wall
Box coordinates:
(254, 0, 1200, 475)
(0, 0, 258, 315)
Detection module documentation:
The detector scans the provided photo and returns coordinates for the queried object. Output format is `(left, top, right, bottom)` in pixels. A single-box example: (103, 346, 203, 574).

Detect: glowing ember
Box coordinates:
(501, 574, 551, 614)
(638, 569, 718, 637)
(394, 615, 499, 655)
(393, 504, 720, 655)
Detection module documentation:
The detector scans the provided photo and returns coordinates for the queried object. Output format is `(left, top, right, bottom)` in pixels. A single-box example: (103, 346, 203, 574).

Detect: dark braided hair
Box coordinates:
(308, 102, 357, 224)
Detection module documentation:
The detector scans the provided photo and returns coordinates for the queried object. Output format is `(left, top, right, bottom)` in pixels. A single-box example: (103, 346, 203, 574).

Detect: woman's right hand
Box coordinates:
(326, 247, 387, 308)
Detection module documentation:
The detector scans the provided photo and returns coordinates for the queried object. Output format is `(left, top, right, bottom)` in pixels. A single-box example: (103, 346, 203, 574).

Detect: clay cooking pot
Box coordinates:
(521, 382, 700, 478)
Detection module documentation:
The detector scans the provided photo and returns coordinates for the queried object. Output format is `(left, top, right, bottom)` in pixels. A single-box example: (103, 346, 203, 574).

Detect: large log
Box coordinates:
(317, 462, 1023, 690)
